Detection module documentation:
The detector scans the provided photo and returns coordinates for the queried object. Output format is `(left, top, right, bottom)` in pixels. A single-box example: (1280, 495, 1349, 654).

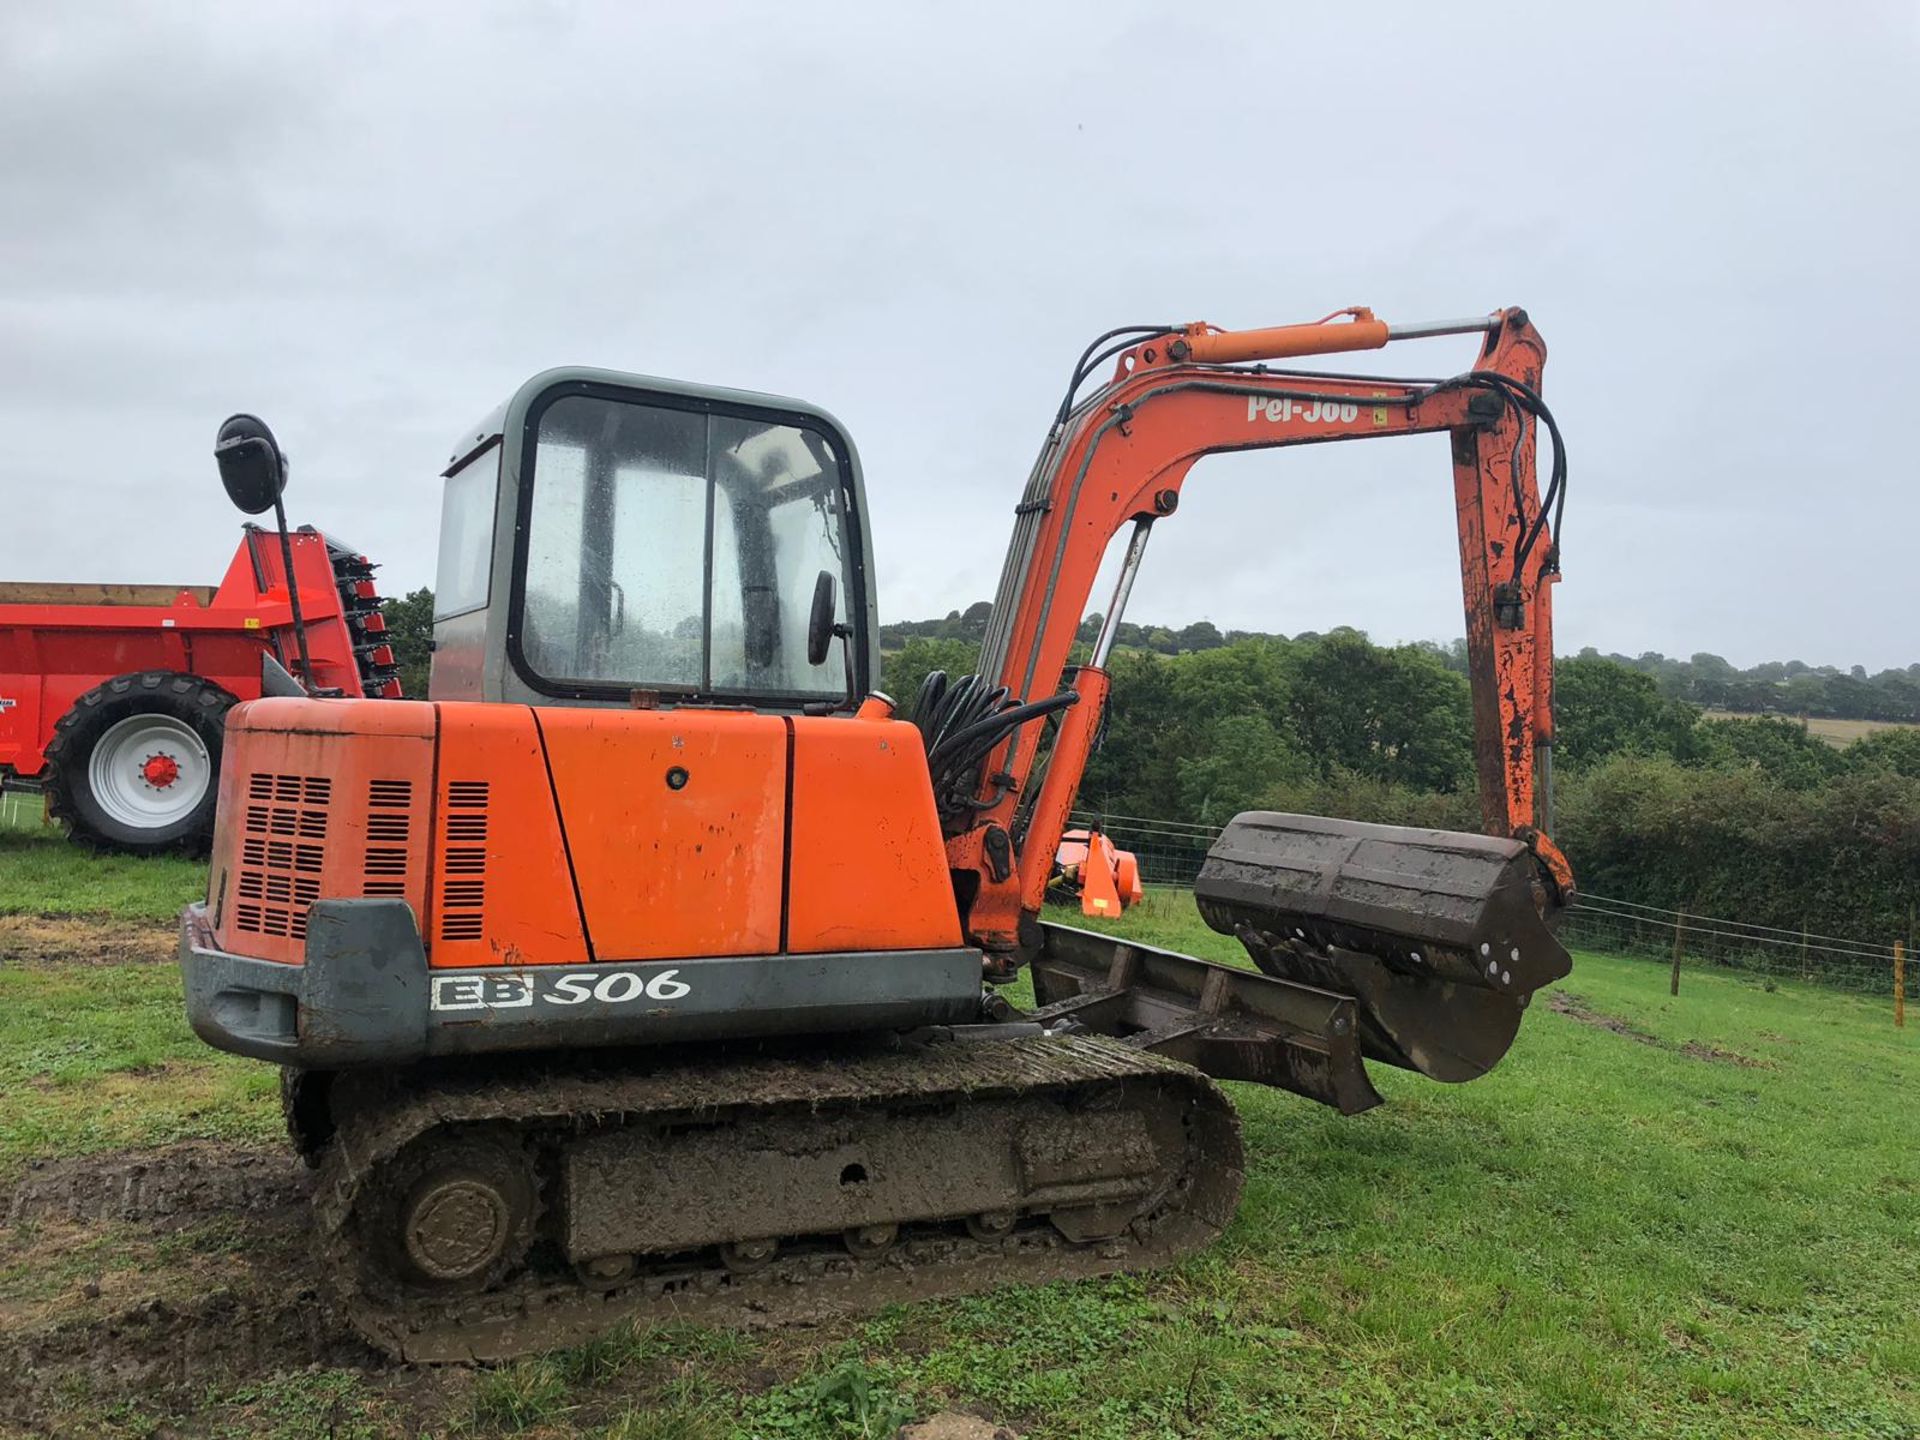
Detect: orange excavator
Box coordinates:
(181, 306, 1572, 1360)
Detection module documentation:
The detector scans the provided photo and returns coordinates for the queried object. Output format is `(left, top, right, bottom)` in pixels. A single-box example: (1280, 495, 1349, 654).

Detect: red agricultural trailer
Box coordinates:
(0, 524, 399, 853)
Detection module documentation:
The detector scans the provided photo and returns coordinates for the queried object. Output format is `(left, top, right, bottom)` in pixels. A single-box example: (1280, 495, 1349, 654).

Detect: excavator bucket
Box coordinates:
(1028, 815, 1569, 1113)
(1194, 813, 1571, 1083)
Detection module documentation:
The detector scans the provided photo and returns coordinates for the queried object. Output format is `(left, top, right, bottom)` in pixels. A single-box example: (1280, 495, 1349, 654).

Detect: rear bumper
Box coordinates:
(180, 899, 986, 1067)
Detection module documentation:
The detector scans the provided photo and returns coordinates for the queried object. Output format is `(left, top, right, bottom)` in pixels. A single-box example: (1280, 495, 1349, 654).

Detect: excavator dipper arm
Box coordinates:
(948, 307, 1571, 961)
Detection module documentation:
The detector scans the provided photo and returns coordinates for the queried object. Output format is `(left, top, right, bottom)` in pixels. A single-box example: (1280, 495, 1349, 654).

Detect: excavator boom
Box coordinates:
(912, 308, 1576, 1095)
(952, 307, 1569, 965)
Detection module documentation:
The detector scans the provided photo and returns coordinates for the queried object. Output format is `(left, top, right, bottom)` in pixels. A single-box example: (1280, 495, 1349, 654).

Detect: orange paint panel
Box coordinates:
(539, 708, 787, 961)
(209, 697, 436, 965)
(787, 717, 961, 953)
(430, 703, 590, 969)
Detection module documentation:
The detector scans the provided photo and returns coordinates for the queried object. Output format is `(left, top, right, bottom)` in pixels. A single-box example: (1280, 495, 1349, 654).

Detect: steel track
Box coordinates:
(313, 1034, 1245, 1361)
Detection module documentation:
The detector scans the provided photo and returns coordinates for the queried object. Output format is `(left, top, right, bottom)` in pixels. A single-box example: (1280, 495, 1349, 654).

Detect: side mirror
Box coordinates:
(218, 410, 313, 695)
(214, 413, 288, 515)
(806, 569, 837, 667)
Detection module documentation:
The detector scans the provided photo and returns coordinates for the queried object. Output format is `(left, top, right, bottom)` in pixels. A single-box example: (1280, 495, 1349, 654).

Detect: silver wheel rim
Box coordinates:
(86, 713, 210, 831)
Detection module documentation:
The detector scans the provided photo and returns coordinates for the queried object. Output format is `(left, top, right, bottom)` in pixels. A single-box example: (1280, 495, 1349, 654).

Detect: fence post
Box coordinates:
(1801, 924, 1810, 982)
(1896, 941, 1906, 1030)
(1670, 912, 1687, 997)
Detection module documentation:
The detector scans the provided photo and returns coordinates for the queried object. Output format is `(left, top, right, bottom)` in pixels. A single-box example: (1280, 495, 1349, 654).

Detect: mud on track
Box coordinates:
(0, 914, 176, 967)
(0, 1141, 380, 1432)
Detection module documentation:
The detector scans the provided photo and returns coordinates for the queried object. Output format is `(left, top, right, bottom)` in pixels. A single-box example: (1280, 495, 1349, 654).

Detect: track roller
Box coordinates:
(964, 1211, 1016, 1242)
(843, 1224, 898, 1259)
(719, 1238, 779, 1275)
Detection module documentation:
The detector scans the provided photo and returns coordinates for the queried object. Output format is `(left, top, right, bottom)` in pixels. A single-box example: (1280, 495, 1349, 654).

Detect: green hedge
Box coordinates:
(1554, 756, 1920, 944)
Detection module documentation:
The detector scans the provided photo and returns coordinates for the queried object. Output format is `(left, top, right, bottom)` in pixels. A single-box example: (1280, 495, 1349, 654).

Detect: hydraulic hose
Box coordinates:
(910, 670, 1078, 832)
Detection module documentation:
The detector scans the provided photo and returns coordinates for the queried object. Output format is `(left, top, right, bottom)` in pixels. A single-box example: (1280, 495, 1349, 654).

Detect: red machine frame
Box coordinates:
(0, 525, 398, 787)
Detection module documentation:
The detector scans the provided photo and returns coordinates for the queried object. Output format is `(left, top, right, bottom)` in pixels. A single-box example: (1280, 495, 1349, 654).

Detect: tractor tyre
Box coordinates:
(43, 670, 237, 856)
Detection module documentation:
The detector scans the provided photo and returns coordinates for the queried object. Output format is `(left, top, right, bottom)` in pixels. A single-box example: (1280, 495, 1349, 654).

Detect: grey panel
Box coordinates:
(427, 606, 488, 702)
(422, 949, 984, 1055)
(181, 896, 985, 1068)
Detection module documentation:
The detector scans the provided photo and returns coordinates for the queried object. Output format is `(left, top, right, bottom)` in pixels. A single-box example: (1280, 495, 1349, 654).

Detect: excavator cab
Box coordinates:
(426, 369, 883, 710)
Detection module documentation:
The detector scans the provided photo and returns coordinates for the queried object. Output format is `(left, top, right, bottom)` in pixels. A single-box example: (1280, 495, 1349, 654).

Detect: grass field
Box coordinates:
(1700, 710, 1918, 748)
(1, 793, 205, 923)
(1, 833, 1916, 1438)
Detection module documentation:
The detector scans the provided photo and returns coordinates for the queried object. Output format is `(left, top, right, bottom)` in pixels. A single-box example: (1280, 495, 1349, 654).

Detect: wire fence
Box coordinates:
(0, 783, 46, 834)
(1557, 896, 1910, 997)
(1070, 809, 1915, 1001)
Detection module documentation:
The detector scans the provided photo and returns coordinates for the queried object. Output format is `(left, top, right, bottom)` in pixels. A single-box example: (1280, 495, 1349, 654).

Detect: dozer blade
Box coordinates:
(1031, 922, 1386, 1113)
(1194, 812, 1571, 1083)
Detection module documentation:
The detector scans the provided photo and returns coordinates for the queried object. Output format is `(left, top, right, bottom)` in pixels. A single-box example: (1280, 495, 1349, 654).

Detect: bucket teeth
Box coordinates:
(1195, 812, 1571, 1083)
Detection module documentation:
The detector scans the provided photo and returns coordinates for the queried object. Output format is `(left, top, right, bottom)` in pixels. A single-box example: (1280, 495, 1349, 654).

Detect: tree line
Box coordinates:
(890, 602, 1920, 723)
(881, 627, 1920, 946)
(1576, 649, 1920, 724)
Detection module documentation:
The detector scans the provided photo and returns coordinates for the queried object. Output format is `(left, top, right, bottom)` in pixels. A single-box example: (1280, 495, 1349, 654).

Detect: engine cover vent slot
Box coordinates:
(362, 778, 416, 899)
(438, 781, 490, 943)
(234, 772, 331, 942)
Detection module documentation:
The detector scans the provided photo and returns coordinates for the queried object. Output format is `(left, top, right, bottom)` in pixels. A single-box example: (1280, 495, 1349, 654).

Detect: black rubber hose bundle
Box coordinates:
(910, 670, 1078, 832)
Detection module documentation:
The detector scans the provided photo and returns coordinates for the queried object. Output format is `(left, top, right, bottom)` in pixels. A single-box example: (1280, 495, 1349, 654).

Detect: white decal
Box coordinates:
(646, 970, 691, 1000)
(430, 973, 534, 1010)
(1246, 396, 1360, 425)
(431, 975, 488, 1011)
(595, 971, 646, 1003)
(429, 967, 692, 1012)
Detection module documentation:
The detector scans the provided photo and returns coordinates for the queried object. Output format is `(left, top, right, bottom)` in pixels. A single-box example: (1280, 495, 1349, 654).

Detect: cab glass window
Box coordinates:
(517, 392, 858, 699)
(433, 443, 500, 621)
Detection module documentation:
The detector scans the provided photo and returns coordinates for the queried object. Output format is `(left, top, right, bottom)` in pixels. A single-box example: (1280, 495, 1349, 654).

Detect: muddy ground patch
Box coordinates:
(0, 1141, 386, 1433)
(0, 914, 176, 967)
(1548, 990, 1774, 1068)
(0, 1141, 833, 1438)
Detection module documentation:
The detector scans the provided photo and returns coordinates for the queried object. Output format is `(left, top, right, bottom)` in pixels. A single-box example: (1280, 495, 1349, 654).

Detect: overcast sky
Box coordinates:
(5, 2, 1916, 670)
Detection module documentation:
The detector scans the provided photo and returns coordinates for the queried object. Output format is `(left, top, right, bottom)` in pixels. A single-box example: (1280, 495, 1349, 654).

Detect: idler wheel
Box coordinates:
(371, 1130, 537, 1294)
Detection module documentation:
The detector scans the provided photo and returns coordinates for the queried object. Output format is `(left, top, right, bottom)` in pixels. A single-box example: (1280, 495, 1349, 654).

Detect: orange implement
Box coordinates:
(1053, 827, 1143, 919)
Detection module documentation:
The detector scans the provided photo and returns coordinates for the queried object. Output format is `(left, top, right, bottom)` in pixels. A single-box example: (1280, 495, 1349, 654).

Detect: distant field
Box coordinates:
(1701, 709, 1917, 747)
